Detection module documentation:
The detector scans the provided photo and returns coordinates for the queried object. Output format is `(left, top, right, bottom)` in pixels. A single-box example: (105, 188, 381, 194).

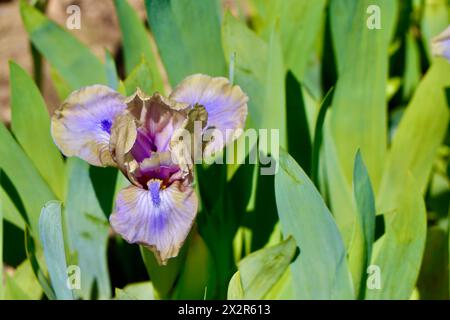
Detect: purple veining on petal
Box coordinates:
(148, 180, 162, 207)
(131, 128, 157, 162)
(100, 119, 112, 133)
(150, 211, 168, 234)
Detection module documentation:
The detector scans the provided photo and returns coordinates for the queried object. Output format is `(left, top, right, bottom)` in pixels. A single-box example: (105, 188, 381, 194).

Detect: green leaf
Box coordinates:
(275, 149, 354, 299)
(323, 129, 356, 246)
(329, 0, 397, 191)
(39, 201, 73, 300)
(254, 0, 326, 80)
(0, 122, 56, 234)
(64, 158, 111, 299)
(25, 227, 56, 300)
(114, 0, 164, 91)
(50, 67, 72, 100)
(227, 271, 244, 300)
(227, 237, 296, 300)
(378, 59, 450, 213)
(0, 173, 28, 230)
(104, 50, 120, 90)
(115, 282, 155, 300)
(263, 268, 294, 300)
(172, 232, 215, 299)
(124, 59, 154, 95)
(20, 0, 107, 89)
(421, 0, 449, 61)
(353, 150, 376, 299)
(365, 174, 427, 299)
(140, 243, 187, 299)
(311, 87, 333, 186)
(4, 259, 43, 300)
(417, 226, 449, 299)
(146, 0, 226, 86)
(10, 61, 66, 200)
(222, 13, 286, 148)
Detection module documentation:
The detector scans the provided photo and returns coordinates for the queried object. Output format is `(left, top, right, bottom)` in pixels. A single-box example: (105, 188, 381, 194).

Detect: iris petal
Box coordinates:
(110, 180, 198, 265)
(170, 74, 248, 155)
(142, 93, 189, 152)
(51, 85, 127, 166)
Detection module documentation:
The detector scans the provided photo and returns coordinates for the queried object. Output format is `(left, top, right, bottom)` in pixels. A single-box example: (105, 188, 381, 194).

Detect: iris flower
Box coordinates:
(51, 74, 248, 264)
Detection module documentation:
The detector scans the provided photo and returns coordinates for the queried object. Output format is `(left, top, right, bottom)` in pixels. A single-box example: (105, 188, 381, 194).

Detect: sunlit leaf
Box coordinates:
(222, 13, 286, 148)
(146, 0, 226, 86)
(378, 58, 450, 212)
(311, 87, 333, 186)
(10, 61, 66, 200)
(253, 0, 326, 80)
(0, 123, 56, 234)
(114, 0, 164, 91)
(4, 259, 42, 300)
(275, 149, 354, 299)
(115, 281, 155, 300)
(353, 150, 376, 298)
(366, 174, 427, 299)
(124, 59, 155, 95)
(227, 237, 296, 300)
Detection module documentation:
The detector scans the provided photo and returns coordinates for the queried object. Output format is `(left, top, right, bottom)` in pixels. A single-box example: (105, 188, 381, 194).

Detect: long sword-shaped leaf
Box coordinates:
(378, 58, 450, 213)
(275, 149, 354, 299)
(0, 123, 56, 234)
(366, 174, 427, 299)
(253, 0, 326, 81)
(39, 201, 74, 300)
(20, 1, 107, 89)
(114, 0, 164, 91)
(222, 13, 286, 148)
(353, 151, 376, 299)
(329, 0, 397, 190)
(146, 0, 226, 86)
(10, 62, 66, 200)
(64, 158, 111, 299)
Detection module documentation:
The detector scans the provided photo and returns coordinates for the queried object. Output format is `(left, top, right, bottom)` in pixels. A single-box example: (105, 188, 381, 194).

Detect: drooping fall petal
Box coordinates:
(110, 180, 198, 265)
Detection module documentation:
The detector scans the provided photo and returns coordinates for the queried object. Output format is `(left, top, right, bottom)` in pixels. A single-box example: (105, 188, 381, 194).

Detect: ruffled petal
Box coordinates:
(432, 26, 450, 61)
(142, 93, 189, 152)
(110, 180, 198, 265)
(51, 85, 127, 166)
(169, 74, 248, 155)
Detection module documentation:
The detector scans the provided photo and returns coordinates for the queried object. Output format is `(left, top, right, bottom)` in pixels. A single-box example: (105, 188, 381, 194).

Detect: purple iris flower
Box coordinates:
(51, 75, 248, 264)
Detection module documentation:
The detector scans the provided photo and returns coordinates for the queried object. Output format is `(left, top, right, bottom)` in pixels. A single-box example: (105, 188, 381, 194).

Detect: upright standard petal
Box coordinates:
(170, 74, 248, 155)
(110, 180, 198, 265)
(51, 85, 127, 166)
(432, 26, 450, 61)
(142, 93, 189, 152)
